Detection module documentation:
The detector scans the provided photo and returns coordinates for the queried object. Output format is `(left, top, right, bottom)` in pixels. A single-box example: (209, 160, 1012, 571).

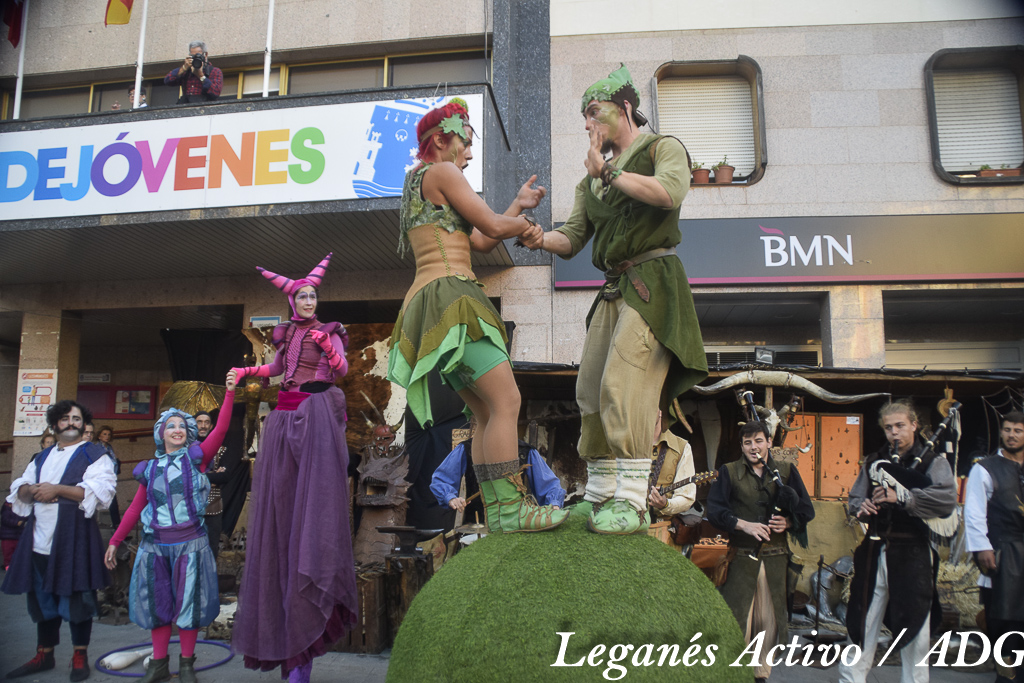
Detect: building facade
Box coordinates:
(1, 1, 1023, 507)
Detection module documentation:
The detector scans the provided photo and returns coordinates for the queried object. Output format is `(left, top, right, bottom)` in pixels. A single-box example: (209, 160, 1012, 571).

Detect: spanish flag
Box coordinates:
(104, 0, 133, 26)
(2, 0, 25, 47)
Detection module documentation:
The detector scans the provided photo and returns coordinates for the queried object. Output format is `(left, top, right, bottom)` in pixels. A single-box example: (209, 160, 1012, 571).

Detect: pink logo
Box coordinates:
(759, 225, 785, 236)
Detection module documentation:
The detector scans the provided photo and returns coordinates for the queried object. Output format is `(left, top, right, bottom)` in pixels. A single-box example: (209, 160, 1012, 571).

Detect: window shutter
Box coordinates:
(934, 69, 1024, 171)
(656, 75, 755, 176)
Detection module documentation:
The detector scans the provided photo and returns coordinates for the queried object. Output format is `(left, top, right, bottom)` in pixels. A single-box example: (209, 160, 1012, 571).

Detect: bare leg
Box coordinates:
(457, 361, 521, 466)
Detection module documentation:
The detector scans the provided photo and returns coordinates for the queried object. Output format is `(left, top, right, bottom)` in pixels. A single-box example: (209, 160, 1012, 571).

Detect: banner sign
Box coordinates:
(0, 94, 483, 221)
(554, 213, 1024, 286)
(14, 369, 57, 436)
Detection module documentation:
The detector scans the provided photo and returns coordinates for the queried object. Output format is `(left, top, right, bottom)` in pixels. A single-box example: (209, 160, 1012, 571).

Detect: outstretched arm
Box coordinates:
(425, 163, 535, 242)
(470, 175, 549, 253)
(229, 351, 284, 385)
(200, 381, 235, 470)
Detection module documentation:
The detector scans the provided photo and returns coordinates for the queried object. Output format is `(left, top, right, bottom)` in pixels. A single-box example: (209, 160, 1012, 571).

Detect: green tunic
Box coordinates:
(555, 133, 708, 418)
(387, 164, 509, 427)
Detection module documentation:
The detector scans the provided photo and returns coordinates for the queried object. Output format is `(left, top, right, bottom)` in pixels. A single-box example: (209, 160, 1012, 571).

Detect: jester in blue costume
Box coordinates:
(104, 383, 234, 683)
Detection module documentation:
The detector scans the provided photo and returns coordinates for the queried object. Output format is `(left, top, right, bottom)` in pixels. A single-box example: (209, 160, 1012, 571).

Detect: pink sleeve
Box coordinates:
(199, 388, 234, 470)
(233, 353, 284, 380)
(110, 485, 148, 546)
(326, 332, 348, 377)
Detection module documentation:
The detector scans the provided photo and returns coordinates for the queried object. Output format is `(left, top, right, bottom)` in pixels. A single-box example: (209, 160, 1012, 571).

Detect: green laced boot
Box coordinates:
(477, 479, 502, 533)
(489, 472, 569, 533)
(178, 655, 198, 683)
(587, 499, 650, 535)
(138, 656, 171, 683)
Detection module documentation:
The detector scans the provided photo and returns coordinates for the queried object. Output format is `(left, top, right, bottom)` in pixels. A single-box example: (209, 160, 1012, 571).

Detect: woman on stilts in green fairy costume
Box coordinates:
(387, 98, 568, 533)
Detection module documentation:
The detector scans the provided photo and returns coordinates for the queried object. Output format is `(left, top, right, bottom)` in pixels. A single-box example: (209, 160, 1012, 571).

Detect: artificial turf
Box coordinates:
(387, 504, 752, 682)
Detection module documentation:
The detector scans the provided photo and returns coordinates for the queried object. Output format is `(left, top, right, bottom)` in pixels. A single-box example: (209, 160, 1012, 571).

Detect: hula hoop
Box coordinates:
(94, 639, 233, 678)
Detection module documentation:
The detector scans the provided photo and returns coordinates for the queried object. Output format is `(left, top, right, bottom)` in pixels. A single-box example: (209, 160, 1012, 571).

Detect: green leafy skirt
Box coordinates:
(388, 276, 509, 427)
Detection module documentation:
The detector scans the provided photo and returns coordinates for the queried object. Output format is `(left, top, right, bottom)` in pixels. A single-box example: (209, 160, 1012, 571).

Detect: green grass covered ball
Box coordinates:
(388, 505, 751, 683)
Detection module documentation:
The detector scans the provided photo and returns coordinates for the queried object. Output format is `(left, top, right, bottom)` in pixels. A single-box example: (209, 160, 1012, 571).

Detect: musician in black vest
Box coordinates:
(841, 400, 957, 683)
(706, 421, 814, 683)
(965, 410, 1024, 683)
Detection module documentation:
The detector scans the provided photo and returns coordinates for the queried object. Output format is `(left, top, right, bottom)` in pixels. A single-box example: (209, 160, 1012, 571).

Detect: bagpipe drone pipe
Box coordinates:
(867, 402, 962, 541)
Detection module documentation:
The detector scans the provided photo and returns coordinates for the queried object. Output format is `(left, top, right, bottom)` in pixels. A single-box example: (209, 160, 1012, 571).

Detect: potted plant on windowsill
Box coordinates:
(712, 156, 734, 184)
(691, 160, 710, 184)
(978, 164, 1021, 178)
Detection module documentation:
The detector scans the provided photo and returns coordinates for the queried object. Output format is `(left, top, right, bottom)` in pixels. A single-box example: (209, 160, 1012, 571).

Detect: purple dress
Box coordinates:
(232, 318, 358, 674)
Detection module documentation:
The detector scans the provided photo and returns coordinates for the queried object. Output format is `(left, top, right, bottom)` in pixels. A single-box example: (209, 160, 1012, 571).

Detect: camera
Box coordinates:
(189, 53, 205, 68)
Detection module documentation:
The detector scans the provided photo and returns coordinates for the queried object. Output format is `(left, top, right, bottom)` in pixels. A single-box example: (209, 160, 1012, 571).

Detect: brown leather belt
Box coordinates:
(602, 247, 677, 302)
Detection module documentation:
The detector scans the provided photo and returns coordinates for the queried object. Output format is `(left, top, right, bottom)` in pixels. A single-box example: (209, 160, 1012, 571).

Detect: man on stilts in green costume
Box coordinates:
(523, 64, 708, 534)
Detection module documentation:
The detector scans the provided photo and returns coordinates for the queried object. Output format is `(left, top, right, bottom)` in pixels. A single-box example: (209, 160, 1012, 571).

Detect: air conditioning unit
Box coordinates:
(704, 344, 821, 367)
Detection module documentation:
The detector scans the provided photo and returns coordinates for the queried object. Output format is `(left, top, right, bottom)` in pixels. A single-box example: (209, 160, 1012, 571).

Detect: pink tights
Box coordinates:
(151, 625, 198, 659)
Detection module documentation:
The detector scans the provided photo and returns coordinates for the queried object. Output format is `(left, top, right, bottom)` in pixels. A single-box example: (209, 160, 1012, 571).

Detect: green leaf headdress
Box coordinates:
(419, 97, 472, 144)
(580, 64, 648, 128)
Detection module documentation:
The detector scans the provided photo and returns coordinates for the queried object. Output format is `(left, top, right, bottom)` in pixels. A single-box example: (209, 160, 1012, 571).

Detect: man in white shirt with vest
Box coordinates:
(2, 400, 116, 681)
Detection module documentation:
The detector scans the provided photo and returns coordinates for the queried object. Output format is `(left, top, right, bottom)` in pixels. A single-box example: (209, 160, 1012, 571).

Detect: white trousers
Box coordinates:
(838, 547, 932, 683)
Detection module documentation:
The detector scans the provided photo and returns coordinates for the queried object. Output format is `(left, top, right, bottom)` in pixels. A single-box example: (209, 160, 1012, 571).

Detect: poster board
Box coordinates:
(77, 385, 156, 420)
(14, 369, 58, 436)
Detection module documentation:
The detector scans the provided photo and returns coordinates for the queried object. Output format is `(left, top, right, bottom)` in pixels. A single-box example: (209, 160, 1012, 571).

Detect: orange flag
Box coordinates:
(104, 0, 133, 26)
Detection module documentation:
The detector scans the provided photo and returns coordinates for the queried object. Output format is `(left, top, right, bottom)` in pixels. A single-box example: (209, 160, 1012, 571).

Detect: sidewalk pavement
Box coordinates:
(0, 571, 389, 683)
(0, 568, 995, 682)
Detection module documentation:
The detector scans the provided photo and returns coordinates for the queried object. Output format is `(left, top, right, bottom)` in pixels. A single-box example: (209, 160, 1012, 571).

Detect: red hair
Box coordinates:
(416, 101, 470, 160)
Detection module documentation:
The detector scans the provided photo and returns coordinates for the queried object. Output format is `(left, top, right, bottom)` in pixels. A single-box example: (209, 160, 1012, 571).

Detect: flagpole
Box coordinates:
(262, 0, 275, 97)
(132, 0, 148, 109)
(12, 0, 29, 119)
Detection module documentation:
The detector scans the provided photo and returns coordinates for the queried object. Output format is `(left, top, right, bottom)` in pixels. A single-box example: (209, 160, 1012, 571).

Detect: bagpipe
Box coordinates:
(866, 402, 962, 540)
(738, 391, 800, 561)
(747, 451, 795, 561)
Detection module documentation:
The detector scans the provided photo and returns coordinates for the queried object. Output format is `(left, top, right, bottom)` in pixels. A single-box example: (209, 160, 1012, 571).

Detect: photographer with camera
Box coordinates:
(164, 40, 223, 104)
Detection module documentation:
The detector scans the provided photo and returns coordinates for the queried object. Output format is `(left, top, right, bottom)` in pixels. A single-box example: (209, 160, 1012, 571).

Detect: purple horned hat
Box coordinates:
(257, 253, 332, 320)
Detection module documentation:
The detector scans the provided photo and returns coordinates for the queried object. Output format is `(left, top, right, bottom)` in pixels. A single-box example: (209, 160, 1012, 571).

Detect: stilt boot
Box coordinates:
(178, 655, 197, 683)
(582, 459, 617, 507)
(287, 661, 312, 683)
(138, 656, 170, 683)
(588, 458, 651, 535)
(476, 478, 501, 533)
(490, 472, 568, 533)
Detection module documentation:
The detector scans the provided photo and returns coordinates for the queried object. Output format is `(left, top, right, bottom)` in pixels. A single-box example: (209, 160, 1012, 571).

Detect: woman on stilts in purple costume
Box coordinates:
(228, 253, 357, 683)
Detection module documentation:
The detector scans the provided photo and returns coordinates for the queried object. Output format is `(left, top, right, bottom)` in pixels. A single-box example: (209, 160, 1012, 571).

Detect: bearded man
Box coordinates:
(3, 401, 116, 681)
(965, 411, 1024, 683)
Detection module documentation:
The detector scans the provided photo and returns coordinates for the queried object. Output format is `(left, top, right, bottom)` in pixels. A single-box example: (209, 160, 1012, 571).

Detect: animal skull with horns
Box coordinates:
(692, 370, 890, 443)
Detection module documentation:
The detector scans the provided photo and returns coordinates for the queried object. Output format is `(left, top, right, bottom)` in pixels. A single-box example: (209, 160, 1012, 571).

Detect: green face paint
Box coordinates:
(586, 101, 621, 128)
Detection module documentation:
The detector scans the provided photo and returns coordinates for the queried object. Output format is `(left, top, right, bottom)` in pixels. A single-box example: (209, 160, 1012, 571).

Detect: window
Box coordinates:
(91, 81, 135, 112)
(925, 46, 1024, 185)
(287, 60, 384, 95)
(218, 73, 240, 100)
(654, 57, 766, 184)
(6, 87, 90, 119)
(388, 52, 487, 88)
(239, 68, 281, 98)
